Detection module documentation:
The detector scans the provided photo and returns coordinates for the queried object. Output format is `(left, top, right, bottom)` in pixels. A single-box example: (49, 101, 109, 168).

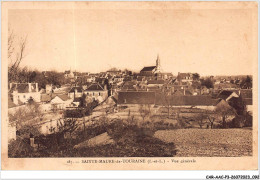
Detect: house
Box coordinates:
(240, 89, 253, 112)
(177, 72, 193, 83)
(107, 69, 121, 76)
(214, 83, 239, 90)
(40, 93, 59, 111)
(10, 83, 41, 105)
(68, 86, 83, 99)
(217, 90, 239, 101)
(155, 72, 174, 80)
(117, 91, 156, 107)
(50, 94, 73, 110)
(85, 76, 95, 83)
(95, 77, 108, 85)
(45, 84, 53, 94)
(113, 75, 124, 83)
(84, 83, 108, 102)
(121, 81, 138, 91)
(64, 70, 74, 78)
(121, 84, 137, 91)
(40, 93, 53, 103)
(147, 80, 165, 87)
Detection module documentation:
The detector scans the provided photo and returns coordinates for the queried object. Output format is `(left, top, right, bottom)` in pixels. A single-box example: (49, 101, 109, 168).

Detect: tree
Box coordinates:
(195, 113, 207, 128)
(205, 110, 216, 129)
(228, 95, 246, 116)
(240, 75, 252, 89)
(139, 104, 151, 123)
(34, 71, 48, 89)
(192, 81, 201, 90)
(126, 109, 136, 126)
(215, 102, 236, 128)
(56, 118, 79, 139)
(9, 102, 43, 130)
(8, 30, 27, 82)
(192, 73, 200, 81)
(79, 93, 87, 108)
(201, 78, 214, 89)
(45, 71, 65, 87)
(164, 94, 172, 118)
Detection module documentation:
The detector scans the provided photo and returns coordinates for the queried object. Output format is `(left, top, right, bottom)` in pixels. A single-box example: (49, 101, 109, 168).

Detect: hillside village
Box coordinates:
(8, 55, 253, 157)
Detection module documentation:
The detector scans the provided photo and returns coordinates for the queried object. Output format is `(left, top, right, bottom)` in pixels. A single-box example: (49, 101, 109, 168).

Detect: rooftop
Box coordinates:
(85, 83, 105, 91)
(118, 91, 156, 104)
(140, 66, 156, 72)
(155, 94, 219, 106)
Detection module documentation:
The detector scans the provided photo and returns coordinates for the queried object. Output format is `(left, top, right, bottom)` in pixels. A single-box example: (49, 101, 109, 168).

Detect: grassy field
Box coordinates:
(154, 128, 252, 157)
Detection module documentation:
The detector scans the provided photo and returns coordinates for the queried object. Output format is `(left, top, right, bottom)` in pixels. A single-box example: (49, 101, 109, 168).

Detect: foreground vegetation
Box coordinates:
(8, 119, 177, 157)
(155, 128, 252, 157)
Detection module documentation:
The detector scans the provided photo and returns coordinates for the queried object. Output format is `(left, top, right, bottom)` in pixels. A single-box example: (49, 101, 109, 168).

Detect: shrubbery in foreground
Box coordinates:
(8, 119, 177, 157)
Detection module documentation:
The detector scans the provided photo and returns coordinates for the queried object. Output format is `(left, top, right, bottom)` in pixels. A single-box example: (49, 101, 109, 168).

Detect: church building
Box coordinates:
(139, 55, 173, 80)
(140, 55, 162, 76)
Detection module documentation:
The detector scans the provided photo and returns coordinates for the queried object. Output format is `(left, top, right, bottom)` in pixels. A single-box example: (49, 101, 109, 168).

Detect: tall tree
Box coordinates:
(215, 102, 236, 128)
(192, 73, 200, 81)
(240, 75, 252, 89)
(201, 78, 214, 89)
(8, 29, 27, 82)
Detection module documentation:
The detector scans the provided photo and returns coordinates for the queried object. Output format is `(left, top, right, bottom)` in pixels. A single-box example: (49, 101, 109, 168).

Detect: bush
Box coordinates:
(8, 137, 34, 157)
(228, 116, 245, 128)
(244, 114, 252, 127)
(10, 118, 177, 157)
(72, 120, 177, 157)
(64, 109, 85, 118)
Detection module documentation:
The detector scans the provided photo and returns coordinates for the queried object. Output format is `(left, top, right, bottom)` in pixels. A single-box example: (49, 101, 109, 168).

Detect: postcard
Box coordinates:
(1, 1, 258, 170)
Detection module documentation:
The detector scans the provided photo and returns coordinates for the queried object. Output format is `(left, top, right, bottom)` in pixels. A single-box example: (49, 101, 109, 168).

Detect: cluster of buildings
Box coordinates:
(7, 55, 253, 141)
(8, 55, 253, 113)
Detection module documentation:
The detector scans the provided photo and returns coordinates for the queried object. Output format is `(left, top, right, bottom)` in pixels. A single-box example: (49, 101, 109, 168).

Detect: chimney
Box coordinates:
(28, 83, 32, 93)
(36, 83, 39, 92)
(30, 133, 34, 147)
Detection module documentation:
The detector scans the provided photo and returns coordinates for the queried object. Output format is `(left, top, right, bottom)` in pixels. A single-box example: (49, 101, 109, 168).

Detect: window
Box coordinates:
(24, 95, 26, 98)
(99, 92, 101, 96)
(93, 92, 95, 96)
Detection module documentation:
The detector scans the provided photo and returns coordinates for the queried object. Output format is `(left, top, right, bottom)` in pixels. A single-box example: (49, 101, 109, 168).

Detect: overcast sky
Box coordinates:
(8, 4, 254, 76)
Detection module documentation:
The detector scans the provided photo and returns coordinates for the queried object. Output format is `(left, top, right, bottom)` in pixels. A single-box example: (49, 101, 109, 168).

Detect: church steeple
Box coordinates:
(155, 54, 162, 73)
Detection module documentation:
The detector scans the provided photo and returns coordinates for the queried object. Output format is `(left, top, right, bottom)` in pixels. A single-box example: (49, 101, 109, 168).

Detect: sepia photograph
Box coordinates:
(1, 1, 258, 171)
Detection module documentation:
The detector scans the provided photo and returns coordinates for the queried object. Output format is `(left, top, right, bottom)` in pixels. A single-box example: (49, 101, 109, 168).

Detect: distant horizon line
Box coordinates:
(18, 63, 252, 77)
(41, 68, 252, 77)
